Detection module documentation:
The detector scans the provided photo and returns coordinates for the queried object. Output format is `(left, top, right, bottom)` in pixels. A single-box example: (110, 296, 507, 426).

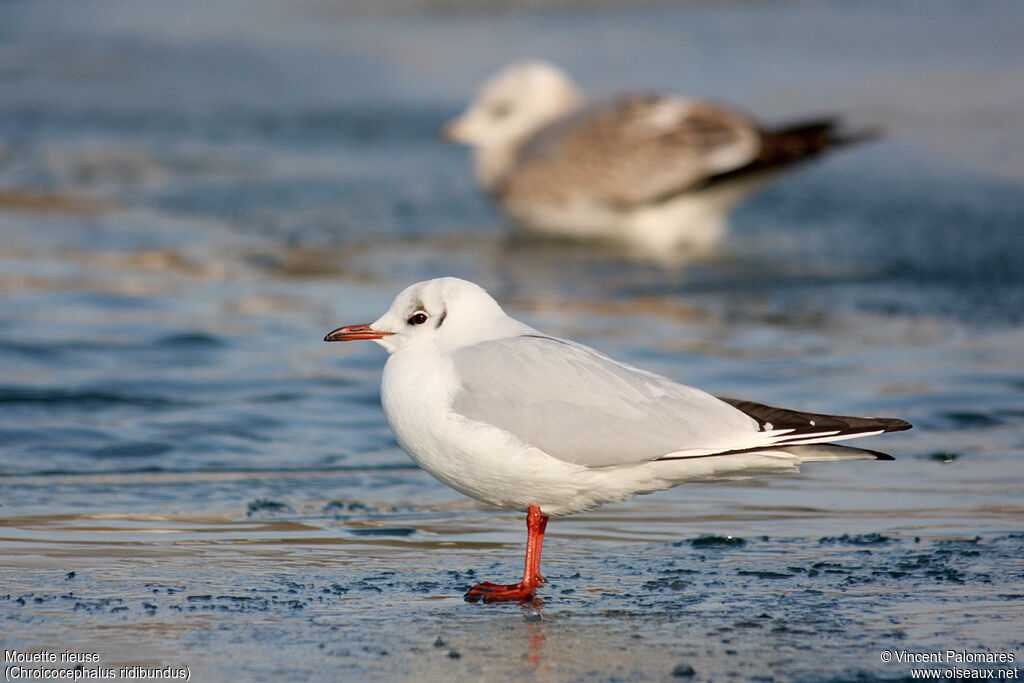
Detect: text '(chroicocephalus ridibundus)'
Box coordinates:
(325, 277, 910, 602)
(442, 61, 877, 253)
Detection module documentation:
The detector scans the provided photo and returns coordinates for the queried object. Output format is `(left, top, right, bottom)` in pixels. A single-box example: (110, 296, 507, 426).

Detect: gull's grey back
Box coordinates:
(449, 334, 756, 467)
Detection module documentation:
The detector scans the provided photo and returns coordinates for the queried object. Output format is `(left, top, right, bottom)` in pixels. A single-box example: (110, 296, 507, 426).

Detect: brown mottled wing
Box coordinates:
(507, 94, 763, 206)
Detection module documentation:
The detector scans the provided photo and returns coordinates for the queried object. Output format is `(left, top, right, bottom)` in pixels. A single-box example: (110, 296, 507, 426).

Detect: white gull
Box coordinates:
(325, 277, 910, 601)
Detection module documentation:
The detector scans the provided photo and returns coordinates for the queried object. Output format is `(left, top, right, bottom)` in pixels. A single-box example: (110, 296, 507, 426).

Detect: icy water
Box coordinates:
(1, 1, 1023, 681)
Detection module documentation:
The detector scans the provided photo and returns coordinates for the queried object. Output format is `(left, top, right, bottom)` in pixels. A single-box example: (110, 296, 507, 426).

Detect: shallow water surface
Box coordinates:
(2, 1, 1023, 681)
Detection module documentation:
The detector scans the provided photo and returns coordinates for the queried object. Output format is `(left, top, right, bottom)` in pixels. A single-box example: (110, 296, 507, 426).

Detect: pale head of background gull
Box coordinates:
(442, 61, 583, 189)
(325, 277, 911, 602)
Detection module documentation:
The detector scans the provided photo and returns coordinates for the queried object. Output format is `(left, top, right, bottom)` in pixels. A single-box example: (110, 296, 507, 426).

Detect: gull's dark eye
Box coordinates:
(490, 101, 513, 119)
(407, 311, 428, 326)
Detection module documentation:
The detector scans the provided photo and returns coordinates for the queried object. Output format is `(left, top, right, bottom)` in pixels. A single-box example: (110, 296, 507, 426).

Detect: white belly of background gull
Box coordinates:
(325, 277, 910, 602)
(443, 61, 877, 254)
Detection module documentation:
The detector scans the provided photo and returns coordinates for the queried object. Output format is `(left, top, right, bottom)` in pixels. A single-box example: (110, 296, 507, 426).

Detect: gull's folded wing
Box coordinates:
(451, 335, 910, 468)
(507, 95, 762, 206)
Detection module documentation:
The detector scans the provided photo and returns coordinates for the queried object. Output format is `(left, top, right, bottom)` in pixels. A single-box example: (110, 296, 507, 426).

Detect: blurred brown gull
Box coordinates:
(443, 61, 877, 254)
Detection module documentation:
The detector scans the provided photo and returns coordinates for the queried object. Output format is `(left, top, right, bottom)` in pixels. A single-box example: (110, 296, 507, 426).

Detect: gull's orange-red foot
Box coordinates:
(464, 504, 549, 604)
(464, 581, 538, 603)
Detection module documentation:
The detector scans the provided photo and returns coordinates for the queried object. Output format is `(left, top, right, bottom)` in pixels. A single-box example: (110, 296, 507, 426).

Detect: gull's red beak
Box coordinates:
(323, 324, 393, 342)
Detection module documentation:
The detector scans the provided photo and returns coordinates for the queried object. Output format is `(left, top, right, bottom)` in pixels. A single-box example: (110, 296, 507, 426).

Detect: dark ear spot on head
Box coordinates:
(435, 310, 447, 328)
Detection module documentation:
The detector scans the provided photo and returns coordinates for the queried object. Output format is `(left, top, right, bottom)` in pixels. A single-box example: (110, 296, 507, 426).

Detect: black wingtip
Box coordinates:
(770, 118, 884, 148)
(876, 417, 913, 433)
(834, 124, 885, 147)
(718, 396, 913, 437)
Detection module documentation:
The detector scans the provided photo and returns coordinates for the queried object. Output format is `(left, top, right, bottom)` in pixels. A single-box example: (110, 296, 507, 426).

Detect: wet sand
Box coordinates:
(4, 458, 1022, 681)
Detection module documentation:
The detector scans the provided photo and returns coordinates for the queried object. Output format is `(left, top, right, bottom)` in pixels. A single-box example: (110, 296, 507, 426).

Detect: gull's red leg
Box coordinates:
(532, 514, 548, 585)
(465, 504, 550, 603)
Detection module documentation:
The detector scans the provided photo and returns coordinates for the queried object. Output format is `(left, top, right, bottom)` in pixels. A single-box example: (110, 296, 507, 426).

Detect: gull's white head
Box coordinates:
(325, 277, 532, 354)
(441, 61, 582, 156)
